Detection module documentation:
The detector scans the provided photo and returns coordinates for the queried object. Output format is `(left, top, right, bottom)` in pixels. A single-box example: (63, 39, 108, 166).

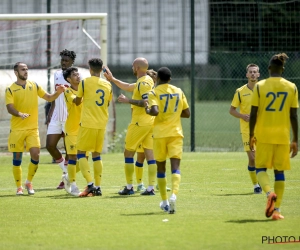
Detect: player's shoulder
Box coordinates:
(235, 83, 248, 93)
(137, 75, 154, 86)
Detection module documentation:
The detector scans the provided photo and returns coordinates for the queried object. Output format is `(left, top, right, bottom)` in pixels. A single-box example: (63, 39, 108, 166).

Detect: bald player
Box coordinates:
(104, 58, 157, 196)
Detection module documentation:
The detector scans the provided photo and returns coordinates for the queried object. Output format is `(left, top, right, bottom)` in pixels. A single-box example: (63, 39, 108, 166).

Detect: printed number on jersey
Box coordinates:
(96, 89, 105, 106)
(160, 93, 179, 112)
(265, 91, 287, 111)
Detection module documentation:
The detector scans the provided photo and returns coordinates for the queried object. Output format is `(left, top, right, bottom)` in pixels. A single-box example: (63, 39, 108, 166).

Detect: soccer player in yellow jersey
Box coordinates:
(146, 67, 190, 214)
(230, 64, 262, 194)
(5, 62, 65, 195)
(61, 67, 82, 196)
(75, 58, 113, 197)
(104, 58, 157, 196)
(249, 53, 298, 220)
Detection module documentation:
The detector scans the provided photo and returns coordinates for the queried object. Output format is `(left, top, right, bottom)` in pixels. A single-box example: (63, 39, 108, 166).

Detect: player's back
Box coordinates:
(78, 76, 112, 129)
(150, 84, 189, 138)
(253, 77, 298, 144)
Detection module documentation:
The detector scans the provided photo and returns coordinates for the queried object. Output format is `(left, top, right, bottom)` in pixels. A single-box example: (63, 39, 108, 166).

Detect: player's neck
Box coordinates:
(70, 83, 78, 91)
(90, 73, 100, 77)
(136, 72, 147, 79)
(15, 79, 26, 86)
(247, 81, 256, 90)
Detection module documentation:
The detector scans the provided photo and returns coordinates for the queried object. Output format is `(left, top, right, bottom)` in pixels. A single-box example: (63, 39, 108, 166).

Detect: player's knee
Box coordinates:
(13, 152, 23, 166)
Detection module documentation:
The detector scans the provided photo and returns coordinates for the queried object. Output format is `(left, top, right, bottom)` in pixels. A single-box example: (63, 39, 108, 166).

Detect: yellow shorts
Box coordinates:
(8, 129, 40, 152)
(153, 137, 183, 162)
(65, 134, 78, 155)
(77, 127, 105, 153)
(241, 133, 252, 151)
(136, 144, 144, 153)
(125, 124, 153, 151)
(255, 141, 290, 171)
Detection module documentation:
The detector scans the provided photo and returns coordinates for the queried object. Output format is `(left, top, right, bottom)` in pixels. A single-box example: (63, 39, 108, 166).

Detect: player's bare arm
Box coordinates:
(74, 96, 83, 106)
(103, 66, 135, 92)
(118, 93, 146, 107)
(181, 108, 191, 118)
(46, 101, 55, 125)
(6, 103, 30, 119)
(249, 105, 258, 151)
(290, 107, 298, 158)
(146, 105, 158, 116)
(229, 106, 250, 122)
(42, 85, 66, 102)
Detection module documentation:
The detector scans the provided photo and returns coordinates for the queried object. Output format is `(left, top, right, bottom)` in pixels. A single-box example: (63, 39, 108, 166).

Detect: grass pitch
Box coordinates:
(0, 152, 300, 250)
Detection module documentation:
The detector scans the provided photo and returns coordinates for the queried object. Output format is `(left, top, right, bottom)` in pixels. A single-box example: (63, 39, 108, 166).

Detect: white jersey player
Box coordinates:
(46, 49, 77, 189)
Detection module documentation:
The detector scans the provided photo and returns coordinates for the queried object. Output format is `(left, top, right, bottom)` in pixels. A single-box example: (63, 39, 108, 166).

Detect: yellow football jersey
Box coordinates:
(131, 75, 155, 126)
(252, 77, 299, 144)
(148, 84, 189, 138)
(5, 81, 46, 131)
(64, 87, 82, 135)
(231, 84, 254, 133)
(77, 76, 112, 129)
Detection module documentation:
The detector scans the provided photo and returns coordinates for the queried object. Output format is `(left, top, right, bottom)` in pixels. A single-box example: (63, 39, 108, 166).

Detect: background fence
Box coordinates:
(0, 0, 299, 152)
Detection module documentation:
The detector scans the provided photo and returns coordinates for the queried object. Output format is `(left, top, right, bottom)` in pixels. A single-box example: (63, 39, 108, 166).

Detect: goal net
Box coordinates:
(0, 13, 115, 152)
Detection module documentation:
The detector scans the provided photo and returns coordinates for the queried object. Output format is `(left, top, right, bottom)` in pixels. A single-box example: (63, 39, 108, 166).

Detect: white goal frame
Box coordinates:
(0, 13, 107, 66)
(0, 13, 114, 153)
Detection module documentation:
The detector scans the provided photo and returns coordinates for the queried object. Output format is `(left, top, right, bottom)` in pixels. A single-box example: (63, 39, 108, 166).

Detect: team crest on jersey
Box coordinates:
(29, 86, 32, 91)
(70, 145, 75, 150)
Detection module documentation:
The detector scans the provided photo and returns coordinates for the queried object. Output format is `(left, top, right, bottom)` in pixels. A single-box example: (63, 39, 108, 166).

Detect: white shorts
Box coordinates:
(47, 120, 66, 135)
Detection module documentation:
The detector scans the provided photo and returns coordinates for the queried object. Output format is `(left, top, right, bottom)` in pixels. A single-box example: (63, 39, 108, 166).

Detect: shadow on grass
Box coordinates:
(213, 193, 253, 196)
(226, 219, 274, 224)
(106, 194, 142, 199)
(121, 212, 162, 216)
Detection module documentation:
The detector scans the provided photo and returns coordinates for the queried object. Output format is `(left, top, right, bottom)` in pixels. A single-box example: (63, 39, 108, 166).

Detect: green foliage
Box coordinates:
(1, 152, 300, 249)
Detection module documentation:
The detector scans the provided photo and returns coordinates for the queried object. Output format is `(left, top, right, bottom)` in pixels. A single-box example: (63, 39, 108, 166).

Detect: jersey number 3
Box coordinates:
(265, 92, 287, 111)
(96, 89, 105, 106)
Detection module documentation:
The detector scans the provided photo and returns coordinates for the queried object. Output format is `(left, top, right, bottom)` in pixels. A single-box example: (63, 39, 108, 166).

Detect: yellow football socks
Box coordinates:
(171, 172, 181, 195)
(248, 166, 258, 185)
(157, 173, 167, 200)
(93, 157, 103, 187)
(78, 157, 93, 183)
(147, 160, 156, 187)
(68, 160, 77, 183)
(13, 166, 22, 187)
(125, 158, 134, 185)
(257, 170, 271, 194)
(135, 162, 143, 185)
(27, 159, 38, 182)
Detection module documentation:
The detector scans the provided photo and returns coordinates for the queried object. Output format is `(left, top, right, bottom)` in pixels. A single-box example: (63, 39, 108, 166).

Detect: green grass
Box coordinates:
(1, 152, 300, 249)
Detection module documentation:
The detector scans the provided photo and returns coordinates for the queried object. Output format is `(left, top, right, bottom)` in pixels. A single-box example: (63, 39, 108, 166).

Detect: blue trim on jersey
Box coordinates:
(157, 173, 166, 178)
(13, 159, 22, 166)
(125, 158, 134, 163)
(68, 159, 77, 165)
(172, 170, 181, 174)
(275, 173, 285, 181)
(238, 91, 241, 103)
(8, 88, 12, 95)
(135, 162, 143, 167)
(31, 159, 39, 165)
(92, 156, 101, 161)
(13, 152, 22, 160)
(147, 160, 156, 165)
(257, 85, 260, 97)
(137, 82, 141, 92)
(248, 166, 256, 171)
(77, 154, 86, 159)
(142, 94, 148, 99)
(82, 80, 84, 93)
(256, 168, 266, 174)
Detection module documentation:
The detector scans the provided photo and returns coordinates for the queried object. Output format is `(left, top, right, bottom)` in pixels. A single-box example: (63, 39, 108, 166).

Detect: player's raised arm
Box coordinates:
(42, 85, 66, 102)
(103, 66, 135, 92)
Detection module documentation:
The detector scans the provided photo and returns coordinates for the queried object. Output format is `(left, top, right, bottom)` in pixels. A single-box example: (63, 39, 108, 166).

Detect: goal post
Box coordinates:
(0, 13, 115, 153)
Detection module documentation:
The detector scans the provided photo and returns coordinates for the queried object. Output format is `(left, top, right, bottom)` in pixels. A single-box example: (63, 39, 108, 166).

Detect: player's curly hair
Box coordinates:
(88, 58, 103, 73)
(270, 53, 289, 67)
(157, 67, 171, 82)
(60, 49, 76, 62)
(146, 69, 157, 82)
(63, 67, 78, 83)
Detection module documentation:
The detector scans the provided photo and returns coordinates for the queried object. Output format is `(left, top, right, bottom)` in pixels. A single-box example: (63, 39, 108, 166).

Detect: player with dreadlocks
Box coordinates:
(249, 53, 298, 220)
(46, 49, 77, 189)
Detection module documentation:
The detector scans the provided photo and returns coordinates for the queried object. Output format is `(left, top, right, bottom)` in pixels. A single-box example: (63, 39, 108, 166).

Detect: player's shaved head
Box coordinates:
(133, 57, 149, 71)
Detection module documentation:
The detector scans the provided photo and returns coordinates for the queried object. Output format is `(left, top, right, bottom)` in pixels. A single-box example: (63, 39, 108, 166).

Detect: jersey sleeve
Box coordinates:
(5, 87, 13, 105)
(251, 85, 259, 107)
(138, 81, 152, 99)
(148, 90, 158, 107)
(77, 80, 84, 98)
(231, 90, 240, 108)
(36, 84, 47, 98)
(291, 85, 299, 108)
(182, 91, 189, 109)
(64, 89, 76, 104)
